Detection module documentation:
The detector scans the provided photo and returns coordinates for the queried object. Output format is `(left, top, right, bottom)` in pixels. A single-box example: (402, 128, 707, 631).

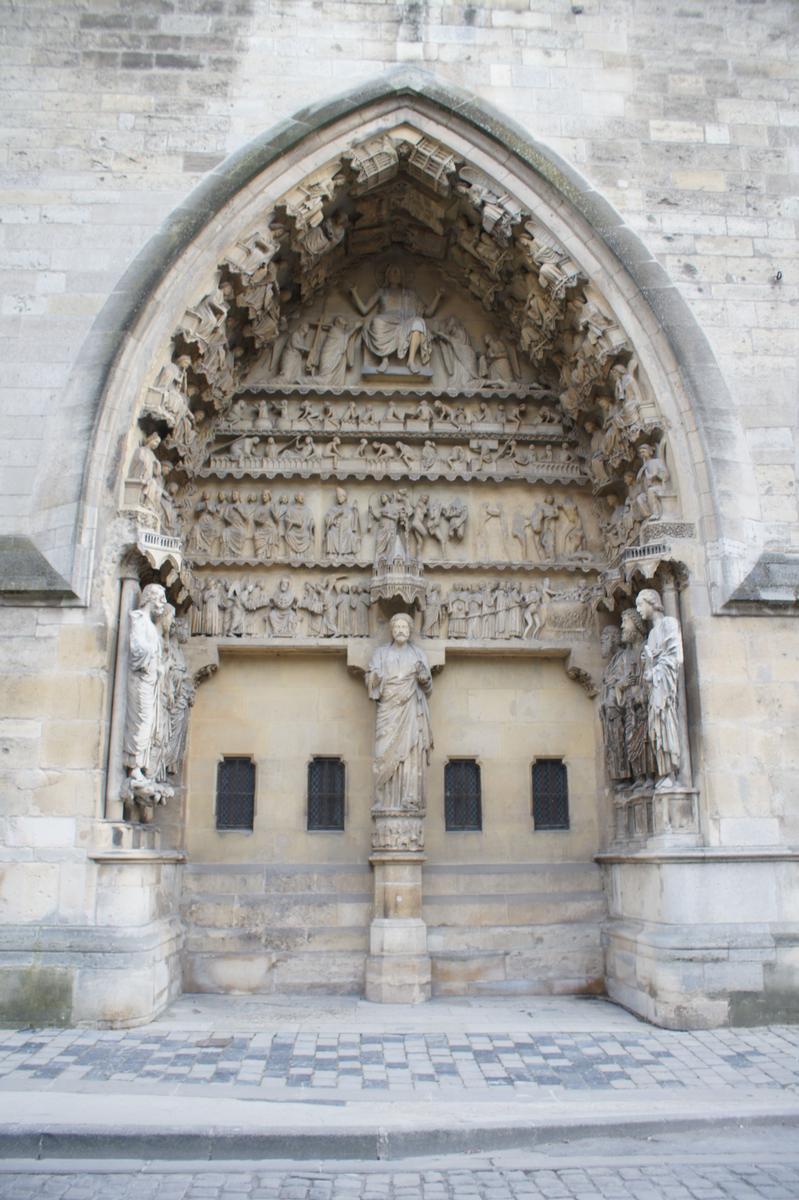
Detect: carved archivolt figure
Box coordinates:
(365, 613, 433, 813)
(350, 265, 442, 373)
(636, 589, 682, 791)
(635, 444, 670, 521)
(122, 584, 169, 796)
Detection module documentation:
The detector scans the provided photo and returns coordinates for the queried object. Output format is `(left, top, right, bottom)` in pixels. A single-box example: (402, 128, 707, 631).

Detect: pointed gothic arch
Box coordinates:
(32, 68, 758, 616)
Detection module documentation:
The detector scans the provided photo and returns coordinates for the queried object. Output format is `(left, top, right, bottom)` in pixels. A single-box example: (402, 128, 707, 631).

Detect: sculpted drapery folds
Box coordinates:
(365, 613, 433, 814)
(350, 265, 442, 373)
(122, 583, 168, 781)
(636, 588, 682, 791)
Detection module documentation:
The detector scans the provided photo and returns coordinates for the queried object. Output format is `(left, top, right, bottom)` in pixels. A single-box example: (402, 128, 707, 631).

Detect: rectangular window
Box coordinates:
(307, 756, 345, 831)
(216, 756, 255, 831)
(445, 758, 482, 831)
(532, 758, 569, 830)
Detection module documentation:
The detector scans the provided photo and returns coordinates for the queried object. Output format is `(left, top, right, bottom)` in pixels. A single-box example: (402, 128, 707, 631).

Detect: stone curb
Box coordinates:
(3, 1110, 799, 1163)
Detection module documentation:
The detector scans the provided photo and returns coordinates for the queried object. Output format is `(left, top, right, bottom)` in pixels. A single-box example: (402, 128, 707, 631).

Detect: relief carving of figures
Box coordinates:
(323, 487, 362, 557)
(520, 224, 582, 298)
(365, 612, 433, 815)
(350, 265, 442, 373)
(421, 583, 444, 637)
(600, 624, 630, 783)
(636, 589, 682, 791)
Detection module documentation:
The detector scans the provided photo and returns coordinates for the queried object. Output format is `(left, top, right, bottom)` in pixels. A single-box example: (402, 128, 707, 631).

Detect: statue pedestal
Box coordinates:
(365, 853, 431, 1004)
(648, 787, 701, 848)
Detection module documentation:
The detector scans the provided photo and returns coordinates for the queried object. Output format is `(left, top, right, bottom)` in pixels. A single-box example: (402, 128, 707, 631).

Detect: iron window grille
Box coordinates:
(216, 756, 255, 831)
(307, 756, 345, 831)
(532, 758, 569, 830)
(444, 758, 482, 831)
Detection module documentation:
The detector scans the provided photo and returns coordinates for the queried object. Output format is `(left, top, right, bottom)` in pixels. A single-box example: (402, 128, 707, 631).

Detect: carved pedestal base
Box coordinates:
(365, 853, 431, 1005)
(649, 787, 700, 847)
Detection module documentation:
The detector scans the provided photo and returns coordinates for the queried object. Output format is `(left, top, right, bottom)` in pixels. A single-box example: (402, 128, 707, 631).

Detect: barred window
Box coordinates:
(216, 756, 255, 831)
(532, 758, 569, 830)
(307, 756, 345, 831)
(445, 759, 482, 831)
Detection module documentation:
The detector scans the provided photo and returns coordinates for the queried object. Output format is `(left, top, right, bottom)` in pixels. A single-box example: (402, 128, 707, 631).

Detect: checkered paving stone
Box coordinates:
(2, 1162, 799, 1199)
(0, 1027, 797, 1093)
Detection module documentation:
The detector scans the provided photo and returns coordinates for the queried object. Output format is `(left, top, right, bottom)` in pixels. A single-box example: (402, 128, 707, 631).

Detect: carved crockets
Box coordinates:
(600, 589, 685, 803)
(365, 613, 433, 853)
(121, 584, 196, 822)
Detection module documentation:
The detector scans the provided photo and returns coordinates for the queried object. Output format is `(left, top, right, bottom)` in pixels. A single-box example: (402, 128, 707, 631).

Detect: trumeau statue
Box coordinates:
(636, 589, 683, 792)
(365, 612, 433, 814)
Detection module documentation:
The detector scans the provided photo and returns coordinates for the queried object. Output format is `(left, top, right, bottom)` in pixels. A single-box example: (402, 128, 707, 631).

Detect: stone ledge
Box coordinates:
(722, 551, 799, 614)
(89, 849, 187, 864)
(0, 537, 78, 602)
(597, 847, 799, 865)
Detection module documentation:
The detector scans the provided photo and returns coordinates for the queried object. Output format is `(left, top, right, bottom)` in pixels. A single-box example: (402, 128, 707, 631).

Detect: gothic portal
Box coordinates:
(102, 118, 707, 1007)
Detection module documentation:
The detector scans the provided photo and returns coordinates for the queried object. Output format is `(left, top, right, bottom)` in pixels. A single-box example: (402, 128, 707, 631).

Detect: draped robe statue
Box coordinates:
(123, 584, 168, 781)
(636, 588, 682, 791)
(365, 614, 433, 813)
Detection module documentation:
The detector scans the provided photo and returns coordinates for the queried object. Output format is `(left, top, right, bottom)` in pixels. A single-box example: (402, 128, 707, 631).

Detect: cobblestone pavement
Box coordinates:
(3, 1161, 799, 1199)
(0, 1026, 797, 1094)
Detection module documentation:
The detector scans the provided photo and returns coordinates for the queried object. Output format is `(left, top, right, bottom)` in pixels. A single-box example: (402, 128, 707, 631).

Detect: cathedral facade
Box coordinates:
(0, 0, 797, 1029)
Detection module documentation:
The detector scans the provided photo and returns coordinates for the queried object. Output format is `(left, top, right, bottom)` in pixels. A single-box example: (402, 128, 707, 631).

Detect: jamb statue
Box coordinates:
(636, 588, 683, 792)
(121, 583, 174, 820)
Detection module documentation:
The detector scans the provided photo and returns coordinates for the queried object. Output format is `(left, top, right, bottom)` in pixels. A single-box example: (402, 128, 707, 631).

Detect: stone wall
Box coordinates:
(1, 0, 796, 555)
(0, 0, 797, 1028)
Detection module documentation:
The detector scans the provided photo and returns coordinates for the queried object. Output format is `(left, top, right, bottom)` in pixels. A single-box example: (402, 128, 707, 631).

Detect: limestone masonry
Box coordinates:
(0, 0, 797, 1030)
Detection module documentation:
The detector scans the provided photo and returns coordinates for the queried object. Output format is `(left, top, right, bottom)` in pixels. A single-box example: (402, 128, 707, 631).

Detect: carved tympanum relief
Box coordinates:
(112, 123, 690, 822)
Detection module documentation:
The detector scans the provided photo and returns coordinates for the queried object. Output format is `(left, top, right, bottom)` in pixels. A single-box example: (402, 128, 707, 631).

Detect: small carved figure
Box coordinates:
(561, 497, 588, 557)
(435, 315, 481, 388)
(251, 489, 281, 560)
(365, 612, 433, 813)
(481, 333, 519, 385)
(420, 440, 439, 472)
(220, 490, 251, 558)
(284, 492, 315, 558)
(384, 399, 405, 424)
(421, 583, 444, 637)
(323, 486, 362, 557)
(530, 494, 560, 560)
(395, 441, 416, 470)
(413, 398, 435, 428)
(268, 576, 298, 637)
(275, 322, 313, 382)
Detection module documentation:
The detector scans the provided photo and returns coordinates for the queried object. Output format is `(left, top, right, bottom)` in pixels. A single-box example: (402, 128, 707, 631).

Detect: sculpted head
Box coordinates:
(140, 583, 167, 617)
(385, 264, 402, 286)
(335, 486, 347, 504)
(390, 612, 413, 645)
(635, 588, 663, 622)
(621, 607, 645, 645)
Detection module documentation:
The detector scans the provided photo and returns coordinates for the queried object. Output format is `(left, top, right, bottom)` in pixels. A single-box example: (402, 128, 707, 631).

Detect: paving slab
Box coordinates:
(0, 996, 797, 1163)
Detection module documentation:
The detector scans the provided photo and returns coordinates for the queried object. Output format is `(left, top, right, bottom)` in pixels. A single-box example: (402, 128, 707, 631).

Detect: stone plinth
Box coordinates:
(365, 853, 431, 1004)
